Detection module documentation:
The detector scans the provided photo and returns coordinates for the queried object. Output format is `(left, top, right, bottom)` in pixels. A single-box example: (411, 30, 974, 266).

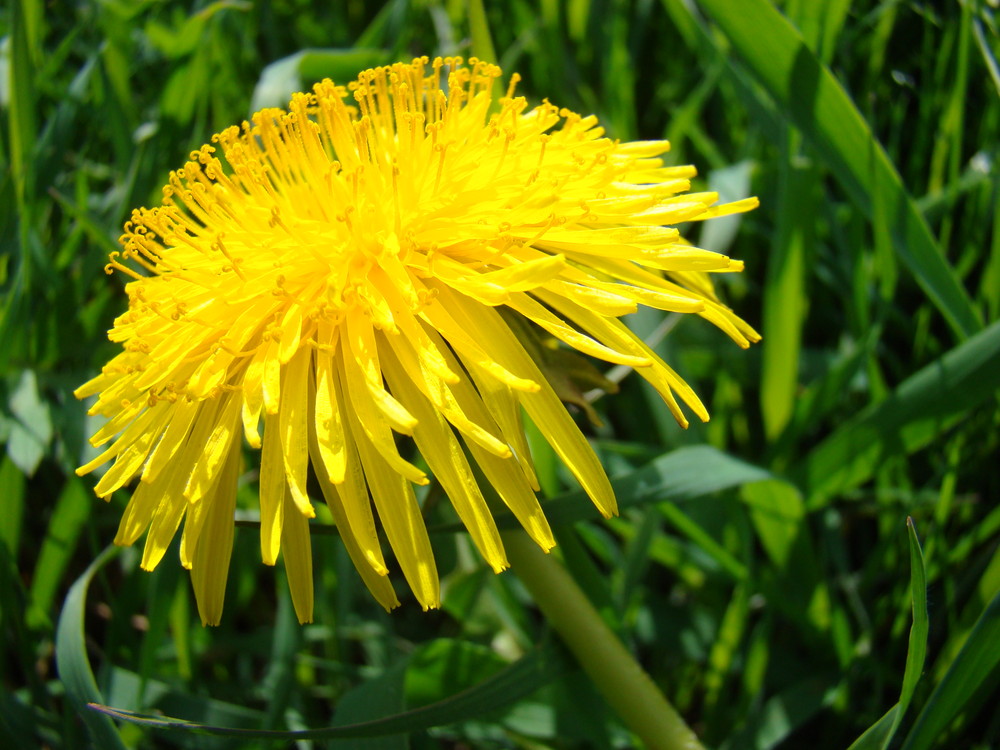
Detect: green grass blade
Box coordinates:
(26, 478, 92, 629)
(250, 48, 391, 111)
(795, 319, 1000, 508)
(973, 16, 1000, 98)
(54, 546, 128, 750)
(467, 444, 773, 530)
(659, 501, 748, 582)
(104, 666, 266, 729)
(760, 156, 814, 440)
(400, 433, 729, 544)
(847, 705, 899, 750)
(7, 0, 37, 206)
(0, 457, 26, 557)
(885, 518, 929, 745)
(468, 0, 498, 65)
(741, 479, 804, 570)
(901, 588, 1000, 750)
(694, 0, 982, 340)
(90, 643, 569, 740)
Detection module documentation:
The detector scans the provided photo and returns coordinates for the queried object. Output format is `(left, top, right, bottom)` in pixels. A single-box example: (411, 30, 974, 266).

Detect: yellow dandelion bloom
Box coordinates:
(75, 57, 759, 625)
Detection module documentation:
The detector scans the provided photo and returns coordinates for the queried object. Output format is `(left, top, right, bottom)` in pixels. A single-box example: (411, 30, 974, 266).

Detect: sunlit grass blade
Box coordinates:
(7, 0, 38, 206)
(901, 588, 1000, 750)
(694, 0, 982, 340)
(761, 155, 814, 440)
(468, 0, 498, 65)
(250, 48, 391, 111)
(1, 0, 40, 369)
(795, 319, 1000, 508)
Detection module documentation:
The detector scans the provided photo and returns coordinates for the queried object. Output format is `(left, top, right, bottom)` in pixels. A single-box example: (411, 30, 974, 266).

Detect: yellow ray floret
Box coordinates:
(75, 56, 759, 623)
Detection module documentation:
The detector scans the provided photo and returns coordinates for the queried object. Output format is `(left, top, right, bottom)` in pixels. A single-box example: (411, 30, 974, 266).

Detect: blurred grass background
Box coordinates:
(2, 0, 999, 748)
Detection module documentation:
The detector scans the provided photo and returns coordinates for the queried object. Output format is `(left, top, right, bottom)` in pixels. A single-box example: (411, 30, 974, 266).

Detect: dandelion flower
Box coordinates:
(75, 57, 759, 625)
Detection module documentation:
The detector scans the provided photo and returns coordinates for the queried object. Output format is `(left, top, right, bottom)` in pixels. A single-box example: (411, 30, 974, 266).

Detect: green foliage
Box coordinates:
(2, 1, 998, 748)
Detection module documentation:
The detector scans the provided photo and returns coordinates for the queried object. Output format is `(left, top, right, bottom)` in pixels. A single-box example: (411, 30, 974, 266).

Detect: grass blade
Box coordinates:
(897, 519, 929, 726)
(54, 546, 128, 750)
(901, 588, 1000, 750)
(795, 319, 1000, 508)
(91, 643, 568, 740)
(26, 478, 92, 628)
(760, 156, 815, 440)
(694, 0, 982, 340)
(847, 705, 899, 750)
(453, 444, 773, 531)
(856, 518, 932, 748)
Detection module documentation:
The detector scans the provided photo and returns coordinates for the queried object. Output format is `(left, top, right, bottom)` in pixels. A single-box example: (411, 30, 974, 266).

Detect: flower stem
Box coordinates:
(503, 530, 705, 750)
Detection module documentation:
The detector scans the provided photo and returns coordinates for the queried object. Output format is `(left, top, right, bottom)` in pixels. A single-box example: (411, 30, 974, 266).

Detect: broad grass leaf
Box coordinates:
(536, 445, 773, 529)
(694, 0, 982, 340)
(250, 49, 391, 112)
(795, 319, 1000, 507)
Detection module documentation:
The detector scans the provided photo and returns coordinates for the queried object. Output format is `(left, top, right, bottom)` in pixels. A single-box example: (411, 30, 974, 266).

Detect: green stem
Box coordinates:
(503, 530, 705, 750)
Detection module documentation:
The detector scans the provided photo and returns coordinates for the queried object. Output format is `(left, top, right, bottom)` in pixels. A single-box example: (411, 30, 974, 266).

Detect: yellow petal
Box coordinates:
(259, 411, 286, 565)
(344, 396, 440, 610)
(308, 360, 388, 576)
(184, 393, 242, 502)
(86, 399, 146, 448)
(279, 345, 314, 517)
(281, 489, 314, 624)
(387, 331, 511, 458)
(373, 273, 460, 385)
(505, 292, 651, 367)
(344, 307, 417, 434)
(313, 333, 347, 484)
(437, 331, 540, 492)
(441, 289, 617, 518)
(139, 486, 187, 572)
(140, 398, 225, 570)
(115, 475, 164, 546)
(277, 303, 303, 364)
(141, 397, 200, 483)
(241, 345, 267, 448)
(190, 442, 241, 625)
(261, 338, 282, 415)
(320, 472, 399, 612)
(419, 291, 540, 393)
(540, 291, 709, 426)
(686, 196, 759, 220)
(382, 344, 507, 573)
(422, 339, 553, 548)
(475, 252, 567, 292)
(337, 337, 428, 485)
(83, 403, 170, 485)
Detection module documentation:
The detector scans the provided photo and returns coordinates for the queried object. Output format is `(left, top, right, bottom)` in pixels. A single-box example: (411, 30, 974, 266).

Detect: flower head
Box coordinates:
(76, 57, 759, 625)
